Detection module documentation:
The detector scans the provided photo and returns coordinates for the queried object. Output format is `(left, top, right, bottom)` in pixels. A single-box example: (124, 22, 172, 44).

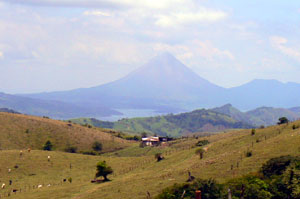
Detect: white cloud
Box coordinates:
(153, 40, 235, 62)
(155, 9, 227, 27)
(83, 10, 112, 17)
(0, 51, 3, 59)
(270, 36, 300, 62)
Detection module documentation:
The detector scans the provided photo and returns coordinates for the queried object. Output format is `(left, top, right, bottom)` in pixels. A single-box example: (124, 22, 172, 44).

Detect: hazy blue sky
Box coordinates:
(0, 0, 300, 93)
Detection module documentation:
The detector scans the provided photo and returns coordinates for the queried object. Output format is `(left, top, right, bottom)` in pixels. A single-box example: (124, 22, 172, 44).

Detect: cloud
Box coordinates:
(155, 9, 227, 27)
(270, 36, 300, 62)
(3, 0, 187, 9)
(83, 10, 112, 17)
(0, 51, 3, 59)
(153, 40, 235, 62)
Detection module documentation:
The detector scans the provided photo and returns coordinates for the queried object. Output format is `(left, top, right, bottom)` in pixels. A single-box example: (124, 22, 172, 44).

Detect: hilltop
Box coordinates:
(212, 104, 300, 126)
(70, 109, 253, 137)
(0, 112, 130, 152)
(0, 119, 299, 198)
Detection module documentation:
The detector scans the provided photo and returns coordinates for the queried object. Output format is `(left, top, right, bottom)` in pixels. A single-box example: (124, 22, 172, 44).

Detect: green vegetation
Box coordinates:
(70, 109, 252, 137)
(43, 140, 53, 151)
(196, 139, 210, 147)
(212, 104, 299, 127)
(95, 161, 113, 181)
(278, 117, 289, 125)
(92, 141, 103, 152)
(157, 155, 300, 199)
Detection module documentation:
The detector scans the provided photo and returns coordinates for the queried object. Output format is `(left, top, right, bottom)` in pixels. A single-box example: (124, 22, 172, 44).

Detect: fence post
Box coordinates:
(195, 190, 201, 199)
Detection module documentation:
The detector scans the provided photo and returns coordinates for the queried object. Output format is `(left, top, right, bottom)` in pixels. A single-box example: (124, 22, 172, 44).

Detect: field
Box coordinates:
(0, 115, 299, 198)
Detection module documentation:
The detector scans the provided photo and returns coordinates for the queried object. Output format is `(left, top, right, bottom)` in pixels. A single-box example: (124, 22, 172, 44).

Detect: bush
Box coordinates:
(251, 129, 256, 136)
(95, 161, 113, 181)
(155, 153, 164, 162)
(246, 151, 252, 157)
(64, 146, 77, 153)
(43, 140, 53, 151)
(82, 151, 97, 156)
(195, 148, 205, 159)
(92, 141, 102, 152)
(196, 140, 210, 147)
(261, 155, 299, 178)
(156, 178, 224, 199)
(278, 117, 289, 125)
(226, 175, 272, 199)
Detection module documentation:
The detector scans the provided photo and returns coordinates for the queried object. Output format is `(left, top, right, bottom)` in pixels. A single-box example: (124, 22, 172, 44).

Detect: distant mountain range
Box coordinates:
(1, 53, 300, 119)
(0, 92, 120, 119)
(22, 53, 300, 114)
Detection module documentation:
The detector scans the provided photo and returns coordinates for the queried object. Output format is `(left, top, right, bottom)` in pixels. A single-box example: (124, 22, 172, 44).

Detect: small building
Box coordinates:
(142, 136, 160, 146)
(141, 136, 170, 147)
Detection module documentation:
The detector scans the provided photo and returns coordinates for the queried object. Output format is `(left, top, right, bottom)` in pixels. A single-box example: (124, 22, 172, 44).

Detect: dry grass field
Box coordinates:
(0, 113, 299, 198)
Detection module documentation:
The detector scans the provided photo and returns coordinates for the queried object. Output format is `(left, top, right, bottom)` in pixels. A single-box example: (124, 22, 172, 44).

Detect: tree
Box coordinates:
(141, 132, 148, 138)
(92, 141, 102, 152)
(43, 140, 53, 151)
(278, 117, 289, 125)
(195, 148, 205, 159)
(95, 161, 113, 181)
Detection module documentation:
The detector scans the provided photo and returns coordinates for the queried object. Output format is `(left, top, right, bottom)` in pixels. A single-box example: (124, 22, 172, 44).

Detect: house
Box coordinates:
(141, 136, 170, 147)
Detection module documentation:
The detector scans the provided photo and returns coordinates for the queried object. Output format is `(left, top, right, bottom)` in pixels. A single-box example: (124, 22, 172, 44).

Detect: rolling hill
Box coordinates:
(212, 104, 300, 126)
(0, 118, 299, 199)
(0, 112, 130, 152)
(0, 92, 121, 119)
(70, 109, 253, 137)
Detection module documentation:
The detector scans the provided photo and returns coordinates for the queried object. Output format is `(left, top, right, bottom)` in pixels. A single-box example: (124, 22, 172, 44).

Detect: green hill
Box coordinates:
(0, 112, 131, 153)
(0, 119, 299, 198)
(70, 109, 253, 137)
(212, 104, 300, 126)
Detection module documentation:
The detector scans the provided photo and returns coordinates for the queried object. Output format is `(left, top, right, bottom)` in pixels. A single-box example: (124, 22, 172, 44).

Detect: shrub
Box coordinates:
(64, 146, 77, 153)
(261, 155, 299, 178)
(68, 177, 72, 183)
(95, 161, 113, 181)
(196, 139, 210, 147)
(156, 178, 224, 199)
(195, 148, 205, 159)
(226, 175, 272, 199)
(43, 140, 53, 151)
(25, 129, 30, 134)
(82, 151, 97, 156)
(92, 141, 102, 152)
(278, 117, 289, 125)
(246, 151, 252, 157)
(251, 129, 256, 136)
(292, 124, 298, 130)
(155, 153, 164, 162)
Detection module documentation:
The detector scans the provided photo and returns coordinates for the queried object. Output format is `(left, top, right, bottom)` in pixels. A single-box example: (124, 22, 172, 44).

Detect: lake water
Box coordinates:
(97, 109, 166, 121)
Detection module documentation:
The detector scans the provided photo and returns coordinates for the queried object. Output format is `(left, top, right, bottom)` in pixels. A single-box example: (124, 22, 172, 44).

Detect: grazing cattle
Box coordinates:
(12, 189, 18, 192)
(38, 185, 43, 188)
(8, 168, 11, 173)
(28, 148, 31, 153)
(20, 150, 23, 157)
(1, 183, 5, 189)
(47, 184, 51, 187)
(48, 156, 51, 162)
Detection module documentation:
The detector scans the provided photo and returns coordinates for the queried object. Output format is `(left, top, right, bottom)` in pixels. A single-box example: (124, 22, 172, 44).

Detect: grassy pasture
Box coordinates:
(0, 117, 299, 198)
